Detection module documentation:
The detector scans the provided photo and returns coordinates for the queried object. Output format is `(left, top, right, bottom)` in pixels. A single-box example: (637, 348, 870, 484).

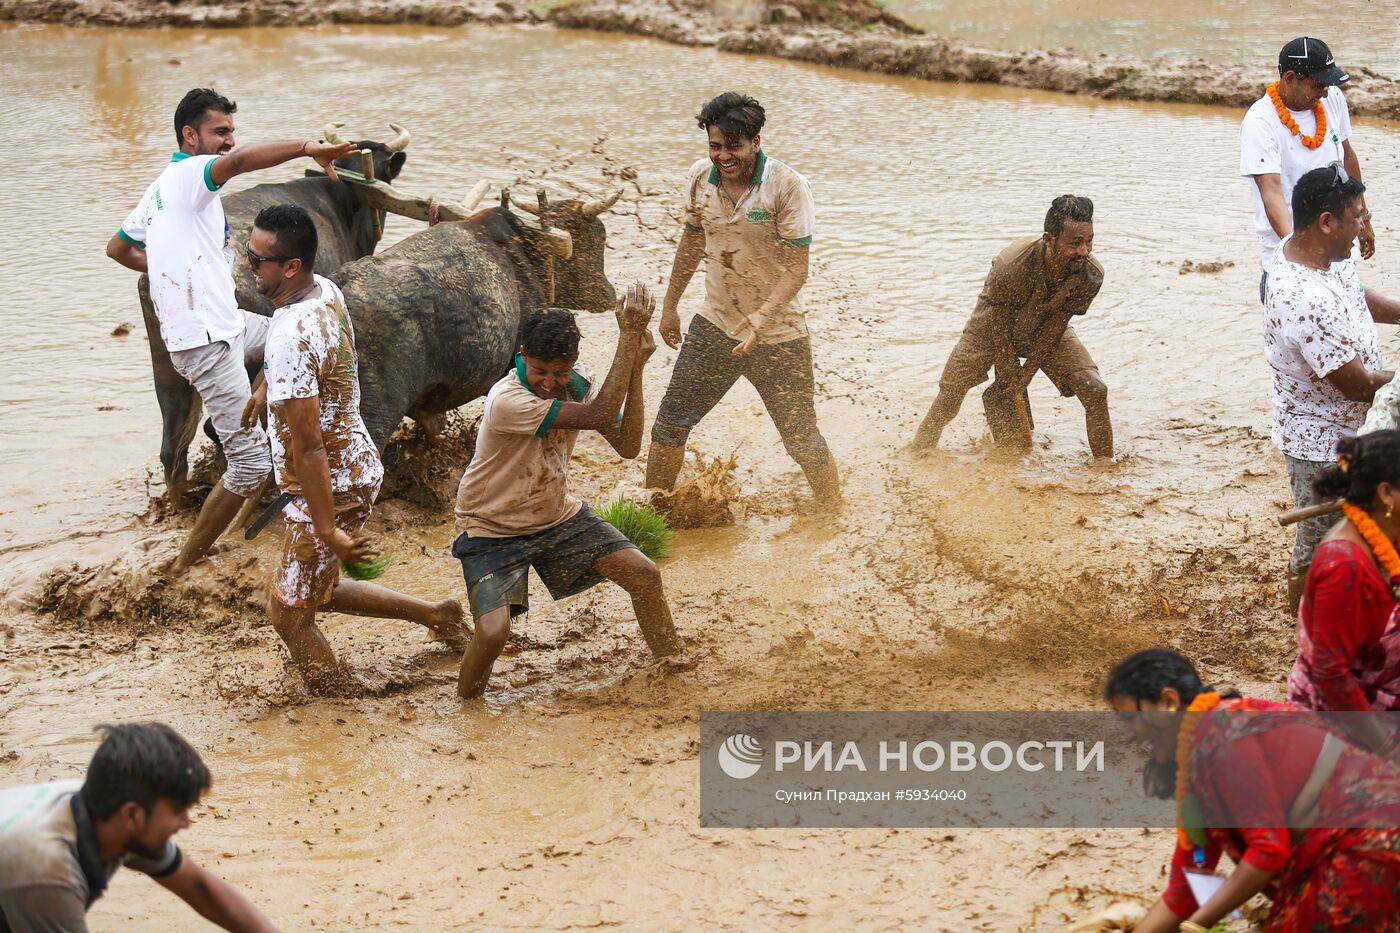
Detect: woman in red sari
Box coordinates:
(1288, 430, 1400, 755)
(1105, 648, 1400, 933)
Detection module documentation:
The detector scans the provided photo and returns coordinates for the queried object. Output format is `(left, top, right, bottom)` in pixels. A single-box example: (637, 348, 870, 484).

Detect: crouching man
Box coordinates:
(243, 204, 465, 695)
(451, 285, 681, 698)
(0, 723, 276, 932)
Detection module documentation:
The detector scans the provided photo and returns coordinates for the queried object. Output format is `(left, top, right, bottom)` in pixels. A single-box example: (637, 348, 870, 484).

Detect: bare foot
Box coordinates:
(427, 599, 470, 651)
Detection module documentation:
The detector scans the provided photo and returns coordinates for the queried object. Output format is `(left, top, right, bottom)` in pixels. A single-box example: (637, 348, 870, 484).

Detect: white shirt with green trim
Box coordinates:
(119, 152, 242, 352)
(684, 152, 815, 346)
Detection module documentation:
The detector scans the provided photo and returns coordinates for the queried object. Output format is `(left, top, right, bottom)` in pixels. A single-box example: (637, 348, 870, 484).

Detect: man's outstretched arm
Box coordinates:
(550, 283, 654, 432)
(207, 139, 359, 189)
(154, 856, 277, 932)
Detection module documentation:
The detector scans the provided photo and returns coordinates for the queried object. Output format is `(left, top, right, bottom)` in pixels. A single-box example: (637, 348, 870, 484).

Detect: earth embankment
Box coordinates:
(7, 0, 1399, 117)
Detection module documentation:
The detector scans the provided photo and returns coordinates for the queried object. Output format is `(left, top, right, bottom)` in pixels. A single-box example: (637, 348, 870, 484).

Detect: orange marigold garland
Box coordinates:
(1341, 501, 1400, 598)
(1175, 690, 1222, 859)
(1267, 81, 1327, 150)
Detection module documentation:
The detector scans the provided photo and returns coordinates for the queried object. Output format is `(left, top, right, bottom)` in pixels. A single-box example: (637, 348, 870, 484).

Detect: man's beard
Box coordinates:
(126, 836, 167, 861)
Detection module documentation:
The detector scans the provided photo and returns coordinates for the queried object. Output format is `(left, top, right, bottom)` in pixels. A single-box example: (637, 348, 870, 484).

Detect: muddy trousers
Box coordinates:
(1286, 454, 1330, 574)
(167, 313, 272, 498)
(651, 315, 832, 475)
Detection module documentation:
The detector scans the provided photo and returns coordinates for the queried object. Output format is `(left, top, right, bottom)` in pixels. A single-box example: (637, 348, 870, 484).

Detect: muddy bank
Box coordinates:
(6, 0, 1400, 117)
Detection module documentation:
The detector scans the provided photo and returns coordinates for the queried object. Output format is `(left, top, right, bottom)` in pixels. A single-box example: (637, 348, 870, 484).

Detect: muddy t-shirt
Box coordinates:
(0, 780, 181, 933)
(1263, 237, 1381, 462)
(264, 274, 383, 496)
(684, 152, 814, 345)
(454, 359, 598, 538)
(961, 235, 1104, 354)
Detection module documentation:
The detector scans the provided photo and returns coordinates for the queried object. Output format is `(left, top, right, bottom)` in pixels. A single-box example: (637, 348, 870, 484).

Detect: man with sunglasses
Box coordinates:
(239, 204, 466, 695)
(105, 88, 356, 576)
(1241, 37, 1373, 305)
(1264, 165, 1400, 610)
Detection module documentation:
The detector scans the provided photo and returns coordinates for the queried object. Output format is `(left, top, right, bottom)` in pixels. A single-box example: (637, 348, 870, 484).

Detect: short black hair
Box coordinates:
(696, 92, 765, 143)
(520, 308, 582, 361)
(173, 88, 236, 145)
(1292, 165, 1366, 230)
(253, 203, 318, 271)
(1044, 195, 1094, 237)
(80, 723, 212, 820)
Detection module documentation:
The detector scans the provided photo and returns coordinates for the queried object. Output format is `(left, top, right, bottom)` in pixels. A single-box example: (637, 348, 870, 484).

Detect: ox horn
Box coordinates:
(385, 123, 411, 153)
(580, 189, 622, 218)
(512, 191, 543, 216)
(322, 121, 349, 146)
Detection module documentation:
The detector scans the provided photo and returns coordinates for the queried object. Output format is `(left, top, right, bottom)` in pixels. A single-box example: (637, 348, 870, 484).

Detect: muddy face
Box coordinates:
(707, 126, 760, 185)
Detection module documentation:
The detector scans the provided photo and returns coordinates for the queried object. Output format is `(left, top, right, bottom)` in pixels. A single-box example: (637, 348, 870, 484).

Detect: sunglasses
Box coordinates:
(246, 247, 296, 266)
(1328, 162, 1374, 224)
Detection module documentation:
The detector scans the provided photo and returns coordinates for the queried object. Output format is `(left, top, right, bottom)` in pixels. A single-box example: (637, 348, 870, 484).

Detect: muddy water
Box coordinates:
(884, 0, 1400, 76)
(3, 21, 1400, 931)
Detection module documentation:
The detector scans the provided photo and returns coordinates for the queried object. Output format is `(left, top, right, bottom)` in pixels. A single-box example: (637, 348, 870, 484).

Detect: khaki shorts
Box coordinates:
(272, 484, 377, 609)
(939, 325, 1098, 397)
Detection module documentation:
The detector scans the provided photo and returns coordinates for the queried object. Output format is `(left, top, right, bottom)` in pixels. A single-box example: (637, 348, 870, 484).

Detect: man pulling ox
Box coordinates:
(106, 88, 357, 577)
(1263, 166, 1399, 610)
(451, 287, 680, 699)
(1240, 37, 1373, 304)
(910, 195, 1111, 458)
(645, 92, 840, 503)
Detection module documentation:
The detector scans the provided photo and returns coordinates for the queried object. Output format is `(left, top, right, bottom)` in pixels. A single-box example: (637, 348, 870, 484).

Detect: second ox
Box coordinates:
(336, 189, 623, 449)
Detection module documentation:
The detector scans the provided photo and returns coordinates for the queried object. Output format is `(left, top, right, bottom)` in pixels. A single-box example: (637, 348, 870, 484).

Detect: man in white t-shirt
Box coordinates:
(1240, 37, 1374, 303)
(1264, 165, 1399, 608)
(0, 723, 273, 932)
(106, 88, 356, 576)
(238, 205, 466, 695)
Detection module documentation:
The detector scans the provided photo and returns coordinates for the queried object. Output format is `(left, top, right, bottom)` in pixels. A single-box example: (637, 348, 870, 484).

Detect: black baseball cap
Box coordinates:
(1278, 37, 1349, 85)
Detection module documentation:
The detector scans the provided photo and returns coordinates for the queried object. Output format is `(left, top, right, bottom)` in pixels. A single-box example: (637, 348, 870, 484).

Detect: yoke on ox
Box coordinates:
(140, 123, 410, 504)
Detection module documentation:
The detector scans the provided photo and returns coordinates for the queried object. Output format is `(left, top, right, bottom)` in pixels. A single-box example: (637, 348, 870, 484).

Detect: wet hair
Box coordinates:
(80, 723, 212, 820)
(1312, 430, 1400, 506)
(1044, 195, 1094, 237)
(173, 88, 236, 145)
(1103, 649, 1240, 799)
(253, 203, 318, 271)
(1292, 165, 1366, 230)
(520, 307, 582, 361)
(696, 92, 766, 143)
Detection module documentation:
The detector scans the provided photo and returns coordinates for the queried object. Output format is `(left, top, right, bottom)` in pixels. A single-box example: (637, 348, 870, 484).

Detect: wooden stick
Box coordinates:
(359, 149, 375, 182)
(461, 180, 490, 212)
(1278, 498, 1342, 527)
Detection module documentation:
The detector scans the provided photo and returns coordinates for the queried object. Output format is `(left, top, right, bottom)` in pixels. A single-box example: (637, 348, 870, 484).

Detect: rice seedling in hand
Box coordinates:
(598, 498, 672, 560)
(341, 554, 393, 580)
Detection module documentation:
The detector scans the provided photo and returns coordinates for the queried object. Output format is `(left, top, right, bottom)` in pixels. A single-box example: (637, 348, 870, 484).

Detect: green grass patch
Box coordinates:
(341, 554, 392, 581)
(598, 498, 672, 561)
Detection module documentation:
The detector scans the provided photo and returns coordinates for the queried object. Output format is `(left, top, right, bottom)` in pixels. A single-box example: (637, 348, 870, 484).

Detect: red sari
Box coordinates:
(1289, 538, 1400, 712)
(1160, 698, 1400, 931)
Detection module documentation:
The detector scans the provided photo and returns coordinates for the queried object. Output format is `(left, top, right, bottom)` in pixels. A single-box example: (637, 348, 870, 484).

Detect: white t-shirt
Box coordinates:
(119, 152, 244, 351)
(263, 275, 382, 497)
(1239, 86, 1352, 268)
(1263, 236, 1381, 461)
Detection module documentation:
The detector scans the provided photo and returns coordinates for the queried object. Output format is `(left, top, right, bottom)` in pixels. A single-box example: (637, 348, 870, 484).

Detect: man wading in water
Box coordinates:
(105, 88, 356, 577)
(1264, 166, 1399, 611)
(909, 195, 1111, 458)
(645, 92, 840, 504)
(1241, 37, 1373, 305)
(242, 205, 465, 695)
(451, 289, 680, 698)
